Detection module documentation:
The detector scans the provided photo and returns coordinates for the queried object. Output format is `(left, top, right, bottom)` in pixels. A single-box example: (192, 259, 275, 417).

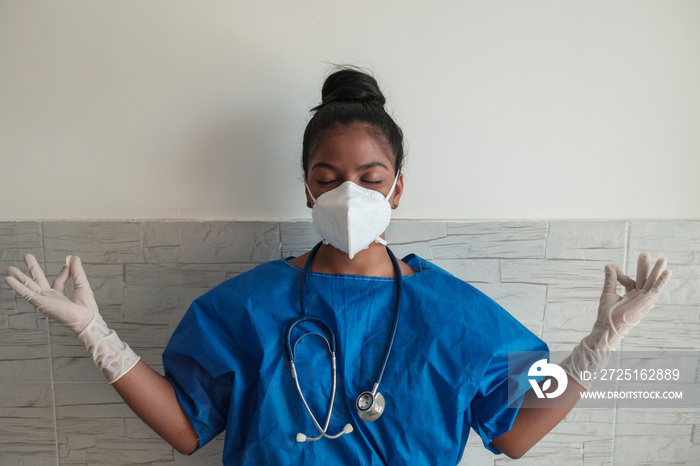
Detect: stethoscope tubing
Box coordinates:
(284, 241, 403, 436)
(294, 241, 403, 391)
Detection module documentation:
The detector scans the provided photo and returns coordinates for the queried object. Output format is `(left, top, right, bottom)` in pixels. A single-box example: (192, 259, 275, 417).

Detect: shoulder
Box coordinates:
(402, 254, 541, 344)
(402, 254, 484, 299)
(192, 259, 296, 311)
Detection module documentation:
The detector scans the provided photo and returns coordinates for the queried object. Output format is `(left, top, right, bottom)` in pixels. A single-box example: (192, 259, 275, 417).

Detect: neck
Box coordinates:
(312, 239, 396, 278)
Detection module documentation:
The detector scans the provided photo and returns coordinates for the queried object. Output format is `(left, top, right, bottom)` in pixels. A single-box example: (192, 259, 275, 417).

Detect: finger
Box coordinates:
(69, 256, 91, 290)
(649, 269, 672, 295)
(4, 274, 39, 300)
(644, 257, 667, 292)
(5, 266, 43, 295)
(614, 264, 636, 293)
(52, 256, 72, 293)
(24, 254, 51, 290)
(602, 264, 618, 295)
(635, 253, 651, 290)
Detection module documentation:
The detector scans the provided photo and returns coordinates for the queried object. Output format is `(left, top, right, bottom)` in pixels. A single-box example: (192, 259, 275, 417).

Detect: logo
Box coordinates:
(528, 359, 568, 398)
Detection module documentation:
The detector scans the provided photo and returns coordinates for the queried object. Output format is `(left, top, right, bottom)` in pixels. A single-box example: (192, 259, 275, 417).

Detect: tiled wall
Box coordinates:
(1, 220, 698, 465)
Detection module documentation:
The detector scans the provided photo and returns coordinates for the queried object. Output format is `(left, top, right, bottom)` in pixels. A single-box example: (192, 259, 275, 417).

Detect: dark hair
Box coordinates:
(302, 67, 404, 179)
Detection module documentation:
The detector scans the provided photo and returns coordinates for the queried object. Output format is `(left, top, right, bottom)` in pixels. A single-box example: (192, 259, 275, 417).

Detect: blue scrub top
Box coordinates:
(162, 254, 548, 465)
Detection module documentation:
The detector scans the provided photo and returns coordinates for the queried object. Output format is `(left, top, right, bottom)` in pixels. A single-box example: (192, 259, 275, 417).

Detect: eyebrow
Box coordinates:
(311, 161, 390, 172)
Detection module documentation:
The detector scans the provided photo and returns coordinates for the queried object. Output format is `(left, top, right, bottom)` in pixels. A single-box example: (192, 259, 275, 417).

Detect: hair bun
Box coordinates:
(319, 68, 386, 108)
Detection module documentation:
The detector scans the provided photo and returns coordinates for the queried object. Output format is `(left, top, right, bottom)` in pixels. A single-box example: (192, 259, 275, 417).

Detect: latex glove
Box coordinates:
(5, 254, 140, 383)
(560, 253, 672, 389)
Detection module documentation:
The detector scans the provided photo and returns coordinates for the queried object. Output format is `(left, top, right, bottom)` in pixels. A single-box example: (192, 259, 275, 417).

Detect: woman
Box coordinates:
(5, 68, 671, 465)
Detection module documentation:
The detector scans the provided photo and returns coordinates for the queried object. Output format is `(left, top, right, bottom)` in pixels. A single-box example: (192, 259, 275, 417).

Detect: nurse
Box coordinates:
(5, 68, 671, 464)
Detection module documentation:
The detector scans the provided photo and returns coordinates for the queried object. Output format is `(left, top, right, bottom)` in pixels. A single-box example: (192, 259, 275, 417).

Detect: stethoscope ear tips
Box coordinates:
(296, 433, 308, 443)
(343, 423, 354, 434)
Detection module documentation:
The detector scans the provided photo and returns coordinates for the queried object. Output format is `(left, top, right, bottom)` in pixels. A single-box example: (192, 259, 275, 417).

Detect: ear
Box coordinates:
(389, 173, 404, 209)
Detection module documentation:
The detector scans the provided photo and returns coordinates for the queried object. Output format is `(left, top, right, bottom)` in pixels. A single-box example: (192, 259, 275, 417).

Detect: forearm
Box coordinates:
(112, 360, 199, 455)
(489, 374, 584, 458)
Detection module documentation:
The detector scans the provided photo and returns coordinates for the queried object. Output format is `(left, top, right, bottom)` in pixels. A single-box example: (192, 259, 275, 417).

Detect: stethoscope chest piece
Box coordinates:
(356, 390, 385, 422)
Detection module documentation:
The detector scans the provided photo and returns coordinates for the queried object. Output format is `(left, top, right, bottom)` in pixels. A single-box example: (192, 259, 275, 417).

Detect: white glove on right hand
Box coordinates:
(5, 254, 140, 383)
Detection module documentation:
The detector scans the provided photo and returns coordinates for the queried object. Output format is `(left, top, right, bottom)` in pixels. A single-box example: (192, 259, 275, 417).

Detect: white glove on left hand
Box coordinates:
(560, 253, 672, 389)
(5, 254, 140, 383)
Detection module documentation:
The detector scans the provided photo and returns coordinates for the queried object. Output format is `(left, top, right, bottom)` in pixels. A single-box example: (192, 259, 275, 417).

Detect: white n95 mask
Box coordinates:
(306, 173, 399, 259)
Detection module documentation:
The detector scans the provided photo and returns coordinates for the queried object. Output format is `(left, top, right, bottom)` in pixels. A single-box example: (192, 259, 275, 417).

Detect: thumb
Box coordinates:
(602, 264, 618, 295)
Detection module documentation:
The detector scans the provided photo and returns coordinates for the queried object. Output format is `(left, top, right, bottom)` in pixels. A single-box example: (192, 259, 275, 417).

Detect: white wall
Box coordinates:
(1, 0, 698, 220)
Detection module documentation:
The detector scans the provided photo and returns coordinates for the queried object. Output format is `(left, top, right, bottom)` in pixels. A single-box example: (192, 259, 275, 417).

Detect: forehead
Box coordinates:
(309, 123, 394, 170)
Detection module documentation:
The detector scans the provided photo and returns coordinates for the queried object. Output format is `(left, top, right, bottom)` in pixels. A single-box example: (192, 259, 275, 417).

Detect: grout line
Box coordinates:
(40, 221, 60, 465)
(46, 316, 60, 466)
(610, 221, 631, 464)
(278, 222, 283, 259)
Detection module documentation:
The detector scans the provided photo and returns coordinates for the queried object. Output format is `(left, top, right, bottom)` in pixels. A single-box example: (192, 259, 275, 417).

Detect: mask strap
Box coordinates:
(385, 171, 401, 201)
(305, 182, 317, 205)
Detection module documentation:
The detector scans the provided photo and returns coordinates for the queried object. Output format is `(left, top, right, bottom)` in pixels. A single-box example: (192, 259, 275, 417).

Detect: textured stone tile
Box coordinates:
(458, 442, 495, 465)
(142, 220, 183, 263)
(689, 445, 700, 465)
(542, 302, 599, 350)
(0, 286, 17, 313)
(87, 437, 173, 464)
(115, 321, 172, 349)
(124, 263, 252, 288)
(43, 221, 144, 264)
(583, 438, 614, 465)
(178, 221, 280, 263)
(0, 326, 51, 382)
(628, 221, 700, 264)
(57, 418, 174, 464)
(429, 222, 547, 260)
(493, 435, 583, 465)
(52, 355, 105, 384)
(57, 418, 125, 437)
(546, 221, 627, 261)
(616, 407, 700, 426)
(502, 259, 607, 287)
(54, 383, 134, 420)
(0, 382, 55, 458)
(554, 409, 615, 436)
(431, 259, 500, 283)
(620, 312, 700, 351)
(122, 285, 211, 325)
(391, 241, 434, 261)
(280, 221, 321, 257)
(143, 221, 182, 248)
(502, 259, 608, 304)
(0, 457, 57, 466)
(385, 221, 448, 244)
(0, 222, 43, 262)
(613, 422, 692, 463)
(472, 283, 546, 336)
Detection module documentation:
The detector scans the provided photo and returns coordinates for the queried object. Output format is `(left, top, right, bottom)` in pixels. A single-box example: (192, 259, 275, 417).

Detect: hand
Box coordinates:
(5, 254, 97, 334)
(591, 252, 672, 350)
(560, 253, 672, 389)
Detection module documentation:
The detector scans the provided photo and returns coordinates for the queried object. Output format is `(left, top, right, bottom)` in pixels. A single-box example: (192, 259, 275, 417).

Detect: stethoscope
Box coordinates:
(284, 241, 403, 443)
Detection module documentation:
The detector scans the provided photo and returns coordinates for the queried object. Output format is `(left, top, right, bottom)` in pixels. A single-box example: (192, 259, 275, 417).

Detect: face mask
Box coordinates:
(306, 172, 400, 259)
